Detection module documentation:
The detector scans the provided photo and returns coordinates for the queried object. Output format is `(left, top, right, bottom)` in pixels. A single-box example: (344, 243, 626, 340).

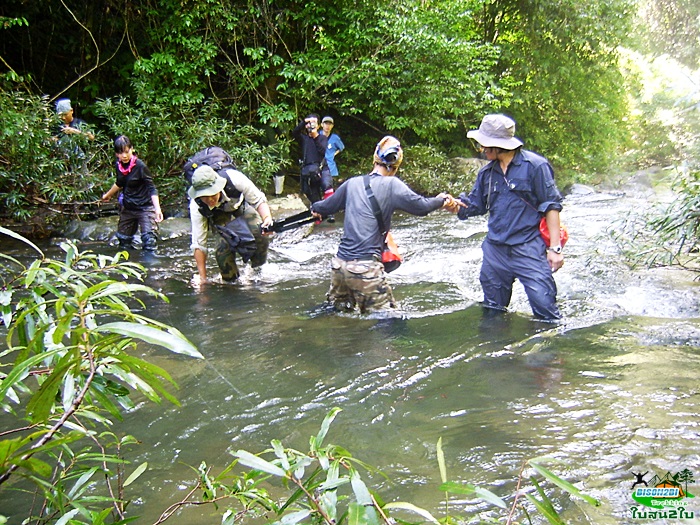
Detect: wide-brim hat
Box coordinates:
(187, 165, 227, 199)
(467, 114, 523, 150)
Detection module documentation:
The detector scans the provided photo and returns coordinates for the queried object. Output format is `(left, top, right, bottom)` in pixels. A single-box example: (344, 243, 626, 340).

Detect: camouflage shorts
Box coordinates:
(327, 256, 396, 314)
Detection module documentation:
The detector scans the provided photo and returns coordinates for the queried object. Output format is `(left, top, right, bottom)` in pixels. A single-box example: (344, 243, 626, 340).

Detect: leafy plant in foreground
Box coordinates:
(156, 411, 599, 525)
(0, 226, 203, 523)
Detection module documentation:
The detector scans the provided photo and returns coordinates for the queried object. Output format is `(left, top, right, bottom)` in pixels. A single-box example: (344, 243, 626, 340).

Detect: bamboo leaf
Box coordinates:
(439, 481, 507, 509)
(233, 450, 287, 477)
(271, 439, 291, 470)
(350, 470, 373, 506)
(274, 510, 311, 525)
(54, 509, 80, 525)
(68, 467, 99, 498)
(528, 460, 600, 506)
(347, 501, 380, 525)
(523, 493, 565, 525)
(17, 456, 53, 478)
(384, 502, 440, 524)
(124, 462, 148, 487)
(96, 322, 203, 359)
(315, 406, 342, 448)
(27, 353, 78, 423)
(0, 226, 43, 257)
(436, 437, 447, 483)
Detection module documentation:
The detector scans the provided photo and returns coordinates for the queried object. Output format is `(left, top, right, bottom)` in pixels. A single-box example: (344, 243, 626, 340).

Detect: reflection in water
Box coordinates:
(1, 190, 699, 525)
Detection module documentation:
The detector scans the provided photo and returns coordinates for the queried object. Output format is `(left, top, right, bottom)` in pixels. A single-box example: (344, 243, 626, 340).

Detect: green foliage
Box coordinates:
(398, 145, 477, 197)
(0, 91, 105, 220)
(152, 410, 599, 525)
(637, 0, 700, 69)
(0, 227, 202, 522)
(619, 49, 700, 170)
(611, 168, 700, 274)
(94, 97, 292, 201)
(482, 0, 636, 177)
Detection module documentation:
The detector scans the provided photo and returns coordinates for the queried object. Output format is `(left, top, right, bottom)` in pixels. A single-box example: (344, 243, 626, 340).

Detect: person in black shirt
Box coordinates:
(292, 114, 333, 204)
(101, 135, 163, 251)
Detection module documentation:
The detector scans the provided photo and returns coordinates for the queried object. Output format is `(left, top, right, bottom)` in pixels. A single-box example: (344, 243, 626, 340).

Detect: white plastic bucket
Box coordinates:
(273, 174, 285, 195)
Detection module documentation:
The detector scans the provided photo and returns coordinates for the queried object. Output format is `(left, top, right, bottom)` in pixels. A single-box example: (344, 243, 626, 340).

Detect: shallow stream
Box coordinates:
(2, 180, 699, 524)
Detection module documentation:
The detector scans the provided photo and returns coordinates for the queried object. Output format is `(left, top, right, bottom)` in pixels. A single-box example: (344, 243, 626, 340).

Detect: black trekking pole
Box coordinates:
(261, 210, 316, 234)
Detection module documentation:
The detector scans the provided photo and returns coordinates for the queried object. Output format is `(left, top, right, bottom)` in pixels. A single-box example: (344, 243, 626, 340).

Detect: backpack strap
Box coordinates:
(363, 175, 388, 241)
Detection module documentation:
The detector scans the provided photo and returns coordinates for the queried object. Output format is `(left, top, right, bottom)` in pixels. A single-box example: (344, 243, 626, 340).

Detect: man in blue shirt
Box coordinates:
(457, 114, 565, 321)
(321, 116, 345, 180)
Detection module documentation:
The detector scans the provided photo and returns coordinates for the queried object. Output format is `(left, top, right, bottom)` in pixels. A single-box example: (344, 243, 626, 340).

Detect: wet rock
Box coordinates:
(568, 184, 596, 195)
(63, 216, 192, 243)
(450, 157, 489, 178)
(268, 194, 309, 217)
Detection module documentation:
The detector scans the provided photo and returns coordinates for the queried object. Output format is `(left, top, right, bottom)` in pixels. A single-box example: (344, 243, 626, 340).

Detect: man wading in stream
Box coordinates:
(310, 136, 461, 314)
(188, 165, 273, 286)
(457, 114, 564, 321)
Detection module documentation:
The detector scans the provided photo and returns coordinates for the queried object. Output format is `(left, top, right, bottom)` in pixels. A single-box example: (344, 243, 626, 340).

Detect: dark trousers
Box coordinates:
(480, 237, 561, 320)
(301, 166, 333, 204)
(116, 206, 158, 250)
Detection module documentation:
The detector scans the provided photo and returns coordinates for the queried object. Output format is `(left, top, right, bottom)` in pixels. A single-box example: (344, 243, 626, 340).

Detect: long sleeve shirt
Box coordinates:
(458, 149, 563, 245)
(293, 121, 328, 166)
(311, 173, 444, 261)
(115, 158, 158, 210)
(190, 168, 267, 254)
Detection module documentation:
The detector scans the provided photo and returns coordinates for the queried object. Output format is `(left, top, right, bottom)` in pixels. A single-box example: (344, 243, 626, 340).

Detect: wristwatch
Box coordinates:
(547, 245, 563, 254)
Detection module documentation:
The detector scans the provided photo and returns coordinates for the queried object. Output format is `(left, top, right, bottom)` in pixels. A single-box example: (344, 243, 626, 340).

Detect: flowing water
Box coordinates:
(2, 181, 700, 524)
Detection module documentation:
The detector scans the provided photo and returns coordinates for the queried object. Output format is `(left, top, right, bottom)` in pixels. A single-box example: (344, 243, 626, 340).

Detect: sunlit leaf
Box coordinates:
(0, 226, 43, 257)
(315, 406, 341, 448)
(350, 470, 373, 506)
(124, 462, 148, 487)
(528, 459, 600, 506)
(384, 502, 440, 524)
(272, 510, 311, 525)
(437, 437, 447, 483)
(233, 450, 286, 477)
(54, 509, 80, 525)
(347, 501, 380, 525)
(96, 322, 203, 359)
(439, 481, 507, 509)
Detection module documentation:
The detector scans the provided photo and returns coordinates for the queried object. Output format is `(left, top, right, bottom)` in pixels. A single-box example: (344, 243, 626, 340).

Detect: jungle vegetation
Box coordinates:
(1, 0, 699, 238)
(3, 0, 695, 219)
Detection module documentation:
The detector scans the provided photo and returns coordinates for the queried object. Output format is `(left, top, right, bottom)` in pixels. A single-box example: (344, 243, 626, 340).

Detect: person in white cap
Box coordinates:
(53, 98, 94, 172)
(188, 165, 273, 284)
(457, 113, 564, 321)
(310, 136, 461, 313)
(54, 98, 94, 141)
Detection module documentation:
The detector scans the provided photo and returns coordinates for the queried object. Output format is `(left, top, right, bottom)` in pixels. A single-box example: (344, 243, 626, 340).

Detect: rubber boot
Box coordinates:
(323, 189, 336, 223)
(141, 231, 158, 252)
(116, 232, 134, 250)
